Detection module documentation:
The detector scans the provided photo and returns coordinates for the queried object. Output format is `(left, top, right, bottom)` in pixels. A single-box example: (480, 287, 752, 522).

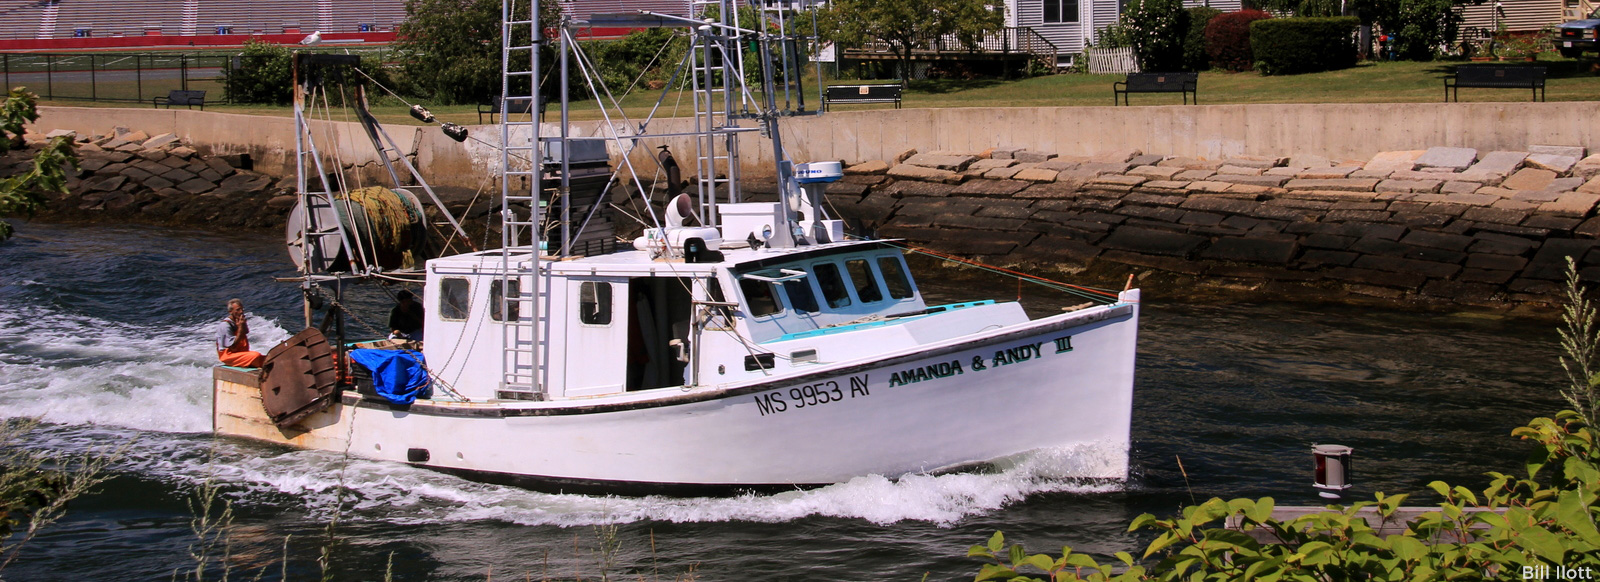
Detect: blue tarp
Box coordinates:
(349, 349, 433, 405)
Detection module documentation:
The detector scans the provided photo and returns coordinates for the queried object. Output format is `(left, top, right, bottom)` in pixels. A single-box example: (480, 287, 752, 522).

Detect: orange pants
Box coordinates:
(219, 347, 265, 368)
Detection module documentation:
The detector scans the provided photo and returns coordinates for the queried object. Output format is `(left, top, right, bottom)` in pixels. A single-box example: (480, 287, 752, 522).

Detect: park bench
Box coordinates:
(823, 84, 902, 111)
(1444, 65, 1546, 102)
(478, 96, 537, 124)
(1113, 72, 1198, 106)
(152, 89, 206, 110)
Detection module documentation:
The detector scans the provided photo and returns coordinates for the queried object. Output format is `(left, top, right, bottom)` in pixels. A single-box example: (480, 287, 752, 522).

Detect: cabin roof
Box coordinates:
(426, 239, 899, 275)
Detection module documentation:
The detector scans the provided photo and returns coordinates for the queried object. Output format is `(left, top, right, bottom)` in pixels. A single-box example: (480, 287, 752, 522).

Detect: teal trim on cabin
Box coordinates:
(771, 301, 997, 342)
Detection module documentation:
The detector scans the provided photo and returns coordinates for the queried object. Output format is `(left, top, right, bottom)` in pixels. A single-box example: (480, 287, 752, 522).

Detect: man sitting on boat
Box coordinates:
(388, 289, 424, 342)
(215, 298, 265, 368)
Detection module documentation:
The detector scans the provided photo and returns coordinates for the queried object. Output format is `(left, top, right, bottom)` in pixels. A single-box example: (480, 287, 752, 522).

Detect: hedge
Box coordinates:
(1204, 10, 1271, 72)
(1249, 16, 1359, 75)
(1183, 7, 1223, 71)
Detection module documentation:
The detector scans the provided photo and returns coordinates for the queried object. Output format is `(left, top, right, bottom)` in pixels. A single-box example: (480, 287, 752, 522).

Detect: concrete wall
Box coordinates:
(36, 101, 1600, 187)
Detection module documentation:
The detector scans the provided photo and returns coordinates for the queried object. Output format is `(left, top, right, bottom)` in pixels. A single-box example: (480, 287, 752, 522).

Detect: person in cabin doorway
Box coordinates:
(216, 298, 266, 368)
(388, 289, 425, 342)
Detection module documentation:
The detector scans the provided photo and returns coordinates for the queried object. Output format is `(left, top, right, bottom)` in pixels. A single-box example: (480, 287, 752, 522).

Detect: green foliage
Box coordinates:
(0, 88, 77, 241)
(1253, 0, 1344, 17)
(1183, 7, 1223, 71)
(1090, 23, 1139, 50)
(1250, 17, 1359, 75)
(1562, 256, 1600, 427)
(222, 40, 293, 104)
(968, 258, 1600, 581)
(395, 0, 563, 105)
(973, 410, 1600, 580)
(1365, 0, 1465, 60)
(582, 29, 690, 97)
(1121, 0, 1191, 72)
(818, 0, 1005, 85)
(1204, 10, 1272, 71)
(0, 417, 119, 573)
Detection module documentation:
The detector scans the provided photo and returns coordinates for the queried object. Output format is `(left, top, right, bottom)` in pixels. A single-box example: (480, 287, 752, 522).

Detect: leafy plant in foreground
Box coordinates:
(969, 258, 1600, 580)
(0, 88, 77, 241)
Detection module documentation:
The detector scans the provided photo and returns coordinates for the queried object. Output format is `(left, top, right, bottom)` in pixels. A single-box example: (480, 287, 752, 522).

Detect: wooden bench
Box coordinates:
(1444, 65, 1546, 102)
(823, 84, 902, 111)
(152, 89, 206, 110)
(478, 96, 537, 124)
(1113, 72, 1198, 106)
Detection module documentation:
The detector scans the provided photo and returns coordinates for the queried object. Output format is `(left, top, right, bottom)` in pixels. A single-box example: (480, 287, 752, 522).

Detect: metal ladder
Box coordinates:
(497, 0, 546, 400)
(688, 0, 746, 226)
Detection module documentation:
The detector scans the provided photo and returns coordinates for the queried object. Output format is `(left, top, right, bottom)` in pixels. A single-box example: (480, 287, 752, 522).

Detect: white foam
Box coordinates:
(97, 439, 1126, 528)
(0, 305, 289, 433)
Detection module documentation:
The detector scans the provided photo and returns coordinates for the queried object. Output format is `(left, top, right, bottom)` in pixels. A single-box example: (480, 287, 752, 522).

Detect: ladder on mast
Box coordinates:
(498, 0, 545, 400)
(688, 0, 746, 226)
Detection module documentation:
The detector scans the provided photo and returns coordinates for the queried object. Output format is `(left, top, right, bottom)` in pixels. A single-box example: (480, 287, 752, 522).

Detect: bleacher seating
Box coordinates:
(0, 0, 409, 42)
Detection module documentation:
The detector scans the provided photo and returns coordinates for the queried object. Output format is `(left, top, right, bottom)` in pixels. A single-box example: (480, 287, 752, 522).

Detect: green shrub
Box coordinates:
(1182, 7, 1222, 71)
(1122, 0, 1190, 71)
(222, 40, 292, 104)
(1203, 9, 1270, 71)
(1250, 16, 1358, 75)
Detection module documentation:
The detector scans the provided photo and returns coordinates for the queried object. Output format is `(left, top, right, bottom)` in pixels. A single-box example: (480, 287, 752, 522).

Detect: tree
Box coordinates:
(0, 88, 78, 242)
(817, 0, 1005, 87)
(395, 0, 562, 106)
(1121, 0, 1191, 72)
(222, 40, 293, 105)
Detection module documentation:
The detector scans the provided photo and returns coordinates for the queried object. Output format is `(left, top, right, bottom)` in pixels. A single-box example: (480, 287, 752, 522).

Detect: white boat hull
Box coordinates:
(214, 303, 1137, 494)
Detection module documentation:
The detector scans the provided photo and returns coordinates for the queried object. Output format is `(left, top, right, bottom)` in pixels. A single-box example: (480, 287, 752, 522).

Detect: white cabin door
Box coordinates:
(563, 277, 627, 397)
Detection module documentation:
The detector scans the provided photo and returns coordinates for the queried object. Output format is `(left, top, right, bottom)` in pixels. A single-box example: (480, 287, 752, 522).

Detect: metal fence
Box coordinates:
(0, 49, 396, 105)
(0, 53, 230, 104)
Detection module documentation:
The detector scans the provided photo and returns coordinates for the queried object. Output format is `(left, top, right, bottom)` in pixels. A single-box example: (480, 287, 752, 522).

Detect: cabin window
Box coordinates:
(845, 259, 884, 303)
(579, 282, 613, 325)
(490, 279, 520, 322)
(812, 262, 852, 308)
(439, 278, 470, 321)
(878, 256, 915, 299)
(784, 277, 819, 313)
(739, 278, 782, 317)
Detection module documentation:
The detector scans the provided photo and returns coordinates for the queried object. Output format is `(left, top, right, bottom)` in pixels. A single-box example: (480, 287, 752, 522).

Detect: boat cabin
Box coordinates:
(416, 238, 1029, 402)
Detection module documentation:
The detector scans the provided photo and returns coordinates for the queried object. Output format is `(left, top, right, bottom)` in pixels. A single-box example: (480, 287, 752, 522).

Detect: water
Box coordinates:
(0, 222, 1568, 581)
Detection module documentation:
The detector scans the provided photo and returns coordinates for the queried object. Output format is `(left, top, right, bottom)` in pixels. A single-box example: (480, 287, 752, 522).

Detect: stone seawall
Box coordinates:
(18, 121, 1600, 309)
(819, 146, 1600, 307)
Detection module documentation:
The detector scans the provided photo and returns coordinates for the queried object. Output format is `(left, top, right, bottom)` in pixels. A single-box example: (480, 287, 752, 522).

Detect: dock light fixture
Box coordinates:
(1313, 444, 1354, 500)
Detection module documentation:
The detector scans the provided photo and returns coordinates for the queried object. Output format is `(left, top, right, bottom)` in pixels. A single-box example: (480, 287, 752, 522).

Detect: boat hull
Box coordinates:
(213, 303, 1138, 494)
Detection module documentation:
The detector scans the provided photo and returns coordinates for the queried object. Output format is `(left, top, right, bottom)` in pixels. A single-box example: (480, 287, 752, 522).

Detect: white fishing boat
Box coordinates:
(212, 0, 1140, 495)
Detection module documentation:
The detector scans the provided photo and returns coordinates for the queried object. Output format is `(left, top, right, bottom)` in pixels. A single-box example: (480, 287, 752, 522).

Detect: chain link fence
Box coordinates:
(0, 49, 397, 105)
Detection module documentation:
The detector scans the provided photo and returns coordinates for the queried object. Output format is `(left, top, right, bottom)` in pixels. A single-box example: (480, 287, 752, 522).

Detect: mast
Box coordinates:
(499, 0, 545, 400)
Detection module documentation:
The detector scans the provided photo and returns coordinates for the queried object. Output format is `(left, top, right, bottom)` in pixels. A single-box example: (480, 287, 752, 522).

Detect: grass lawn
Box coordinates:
(33, 55, 1600, 126)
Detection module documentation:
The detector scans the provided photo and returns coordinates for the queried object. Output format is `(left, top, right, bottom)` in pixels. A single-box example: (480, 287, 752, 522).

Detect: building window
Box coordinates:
(1043, 0, 1078, 23)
